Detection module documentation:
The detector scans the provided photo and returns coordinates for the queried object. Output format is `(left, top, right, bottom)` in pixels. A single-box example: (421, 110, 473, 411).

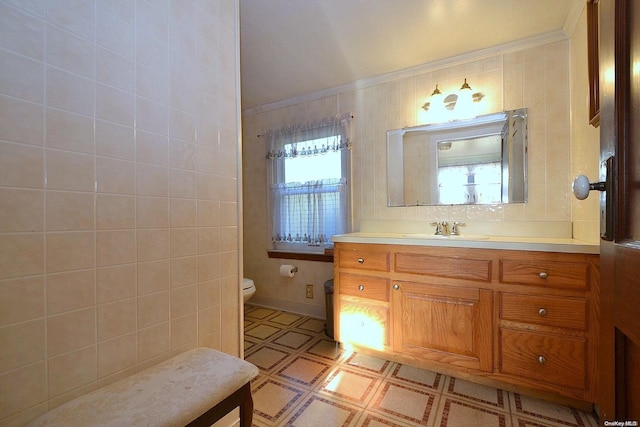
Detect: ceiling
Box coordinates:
(239, 0, 583, 112)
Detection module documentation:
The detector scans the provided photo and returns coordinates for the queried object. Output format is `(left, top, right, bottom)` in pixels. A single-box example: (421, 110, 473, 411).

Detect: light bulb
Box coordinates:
(455, 78, 475, 119)
(429, 84, 446, 123)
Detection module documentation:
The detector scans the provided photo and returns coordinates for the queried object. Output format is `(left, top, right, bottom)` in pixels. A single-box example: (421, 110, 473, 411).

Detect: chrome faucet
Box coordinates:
(430, 220, 465, 236)
(450, 221, 465, 235)
(430, 221, 448, 235)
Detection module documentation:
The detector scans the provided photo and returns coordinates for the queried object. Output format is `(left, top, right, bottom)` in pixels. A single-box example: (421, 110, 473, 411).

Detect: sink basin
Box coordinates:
(402, 234, 489, 240)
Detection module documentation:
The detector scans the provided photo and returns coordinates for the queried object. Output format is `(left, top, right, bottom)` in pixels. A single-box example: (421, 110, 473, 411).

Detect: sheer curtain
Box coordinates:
(265, 113, 352, 252)
(437, 163, 502, 204)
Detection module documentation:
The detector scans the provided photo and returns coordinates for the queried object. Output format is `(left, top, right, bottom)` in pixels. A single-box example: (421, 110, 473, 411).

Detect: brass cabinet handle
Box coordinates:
(538, 308, 547, 317)
(393, 283, 400, 290)
(539, 272, 548, 279)
(538, 355, 546, 364)
(357, 257, 364, 264)
(358, 284, 365, 291)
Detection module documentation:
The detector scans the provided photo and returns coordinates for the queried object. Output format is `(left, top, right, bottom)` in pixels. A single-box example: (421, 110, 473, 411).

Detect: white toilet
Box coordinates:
(242, 278, 256, 303)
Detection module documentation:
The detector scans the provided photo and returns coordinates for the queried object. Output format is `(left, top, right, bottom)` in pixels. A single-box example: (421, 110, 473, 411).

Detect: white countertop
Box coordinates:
(331, 232, 600, 254)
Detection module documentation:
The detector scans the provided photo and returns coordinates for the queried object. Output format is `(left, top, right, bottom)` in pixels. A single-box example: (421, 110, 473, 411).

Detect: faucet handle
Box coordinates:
(450, 221, 465, 235)
(429, 221, 442, 236)
(430, 221, 445, 235)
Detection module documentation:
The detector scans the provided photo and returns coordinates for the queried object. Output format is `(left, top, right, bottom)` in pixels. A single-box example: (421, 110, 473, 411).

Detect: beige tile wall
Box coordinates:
(0, 1, 241, 424)
(570, 5, 601, 242)
(242, 36, 600, 317)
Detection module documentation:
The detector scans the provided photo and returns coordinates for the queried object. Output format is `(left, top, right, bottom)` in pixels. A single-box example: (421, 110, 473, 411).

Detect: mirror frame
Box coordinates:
(387, 109, 528, 207)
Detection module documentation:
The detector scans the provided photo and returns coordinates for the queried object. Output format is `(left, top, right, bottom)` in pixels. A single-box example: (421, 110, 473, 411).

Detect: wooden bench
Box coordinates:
(27, 348, 259, 427)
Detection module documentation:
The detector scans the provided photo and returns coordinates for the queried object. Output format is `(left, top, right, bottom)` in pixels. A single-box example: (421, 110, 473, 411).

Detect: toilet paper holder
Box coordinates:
(279, 264, 299, 278)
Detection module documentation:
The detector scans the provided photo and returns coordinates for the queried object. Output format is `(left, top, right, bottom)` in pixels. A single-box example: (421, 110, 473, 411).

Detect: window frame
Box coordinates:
(265, 115, 352, 259)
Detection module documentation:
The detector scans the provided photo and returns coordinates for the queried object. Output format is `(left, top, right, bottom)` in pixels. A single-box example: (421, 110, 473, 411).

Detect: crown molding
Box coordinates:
(563, 0, 586, 37)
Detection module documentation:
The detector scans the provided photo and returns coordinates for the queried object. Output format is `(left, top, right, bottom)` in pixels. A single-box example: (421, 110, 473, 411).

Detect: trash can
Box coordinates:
(324, 279, 334, 339)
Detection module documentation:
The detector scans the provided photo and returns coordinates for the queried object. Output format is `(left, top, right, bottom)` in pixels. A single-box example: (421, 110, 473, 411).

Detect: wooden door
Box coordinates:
(598, 0, 640, 421)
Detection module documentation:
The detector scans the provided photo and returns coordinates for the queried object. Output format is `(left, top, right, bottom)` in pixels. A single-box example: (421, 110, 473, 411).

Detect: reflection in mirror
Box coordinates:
(387, 109, 527, 206)
(437, 134, 502, 204)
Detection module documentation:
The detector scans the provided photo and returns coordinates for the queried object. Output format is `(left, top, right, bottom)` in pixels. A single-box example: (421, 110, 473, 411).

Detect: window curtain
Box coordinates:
(437, 163, 501, 204)
(265, 113, 352, 252)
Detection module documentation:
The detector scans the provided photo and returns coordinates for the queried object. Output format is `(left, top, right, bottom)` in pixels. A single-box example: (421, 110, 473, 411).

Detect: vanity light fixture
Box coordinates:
(422, 78, 484, 115)
(437, 141, 452, 150)
(426, 84, 446, 123)
(455, 78, 476, 119)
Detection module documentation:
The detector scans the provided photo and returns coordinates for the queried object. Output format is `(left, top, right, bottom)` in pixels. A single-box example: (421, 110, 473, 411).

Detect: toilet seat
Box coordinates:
(242, 278, 254, 290)
(242, 278, 255, 304)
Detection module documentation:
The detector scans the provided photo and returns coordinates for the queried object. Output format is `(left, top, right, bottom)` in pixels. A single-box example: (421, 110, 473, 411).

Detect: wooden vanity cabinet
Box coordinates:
(391, 248, 494, 372)
(496, 251, 599, 401)
(335, 245, 392, 351)
(392, 281, 493, 372)
(333, 242, 599, 405)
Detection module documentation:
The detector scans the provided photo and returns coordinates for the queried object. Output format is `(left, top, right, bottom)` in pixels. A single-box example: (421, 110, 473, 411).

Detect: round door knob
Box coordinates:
(539, 272, 548, 279)
(393, 283, 400, 290)
(538, 356, 546, 364)
(538, 308, 547, 317)
(358, 284, 365, 291)
(357, 257, 364, 264)
(572, 175, 606, 200)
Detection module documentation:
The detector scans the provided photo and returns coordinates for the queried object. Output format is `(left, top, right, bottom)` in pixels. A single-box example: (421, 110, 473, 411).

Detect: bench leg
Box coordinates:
(238, 382, 254, 427)
(187, 382, 254, 427)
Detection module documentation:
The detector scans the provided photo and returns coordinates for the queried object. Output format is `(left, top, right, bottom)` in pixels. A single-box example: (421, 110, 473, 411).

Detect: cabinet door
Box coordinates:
(392, 281, 492, 372)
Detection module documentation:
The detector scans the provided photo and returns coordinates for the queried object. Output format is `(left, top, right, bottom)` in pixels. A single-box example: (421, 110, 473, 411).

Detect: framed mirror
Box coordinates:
(387, 109, 527, 206)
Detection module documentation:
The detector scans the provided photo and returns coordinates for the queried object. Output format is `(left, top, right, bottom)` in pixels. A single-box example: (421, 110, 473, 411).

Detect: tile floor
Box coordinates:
(243, 305, 599, 427)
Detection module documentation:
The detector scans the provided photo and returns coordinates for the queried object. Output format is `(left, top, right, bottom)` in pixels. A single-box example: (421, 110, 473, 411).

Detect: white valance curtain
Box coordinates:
(265, 113, 352, 252)
(265, 113, 353, 160)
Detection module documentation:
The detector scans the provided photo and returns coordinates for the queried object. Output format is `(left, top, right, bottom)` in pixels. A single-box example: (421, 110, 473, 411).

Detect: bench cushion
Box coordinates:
(27, 348, 259, 427)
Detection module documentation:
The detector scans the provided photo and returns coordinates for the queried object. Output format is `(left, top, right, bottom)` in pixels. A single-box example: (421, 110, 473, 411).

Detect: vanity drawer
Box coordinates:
(499, 259, 589, 290)
(499, 328, 586, 390)
(339, 297, 390, 348)
(339, 273, 389, 302)
(394, 252, 492, 282)
(500, 293, 587, 330)
(338, 248, 390, 272)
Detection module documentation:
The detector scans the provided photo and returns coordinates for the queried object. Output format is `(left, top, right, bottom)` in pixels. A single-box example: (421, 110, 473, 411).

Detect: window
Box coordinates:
(266, 114, 352, 254)
(437, 162, 502, 204)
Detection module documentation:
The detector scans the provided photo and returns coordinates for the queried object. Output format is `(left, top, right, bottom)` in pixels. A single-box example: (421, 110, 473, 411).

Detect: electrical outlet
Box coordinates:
(306, 284, 314, 299)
